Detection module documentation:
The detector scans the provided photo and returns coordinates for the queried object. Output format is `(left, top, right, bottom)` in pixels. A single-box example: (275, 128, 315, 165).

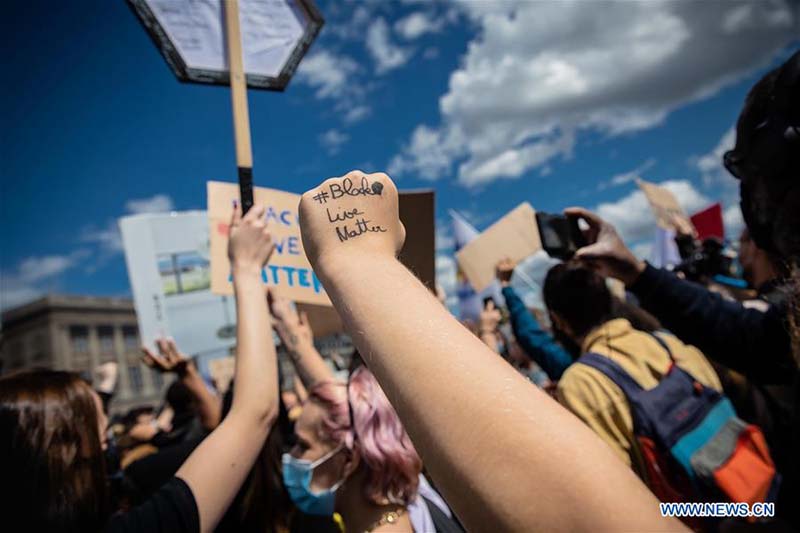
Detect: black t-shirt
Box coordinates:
(106, 477, 199, 533)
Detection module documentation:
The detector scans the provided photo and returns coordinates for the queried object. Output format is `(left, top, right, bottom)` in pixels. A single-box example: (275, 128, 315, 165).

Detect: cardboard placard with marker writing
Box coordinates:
(636, 179, 694, 232)
(208, 181, 331, 305)
(456, 203, 541, 292)
(208, 181, 436, 325)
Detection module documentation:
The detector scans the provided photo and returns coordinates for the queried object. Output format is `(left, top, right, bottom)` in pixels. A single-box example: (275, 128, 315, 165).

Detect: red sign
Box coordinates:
(690, 203, 725, 241)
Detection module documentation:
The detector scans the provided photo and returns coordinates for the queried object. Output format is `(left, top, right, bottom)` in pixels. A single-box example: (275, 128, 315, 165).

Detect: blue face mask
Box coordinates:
(282, 445, 346, 516)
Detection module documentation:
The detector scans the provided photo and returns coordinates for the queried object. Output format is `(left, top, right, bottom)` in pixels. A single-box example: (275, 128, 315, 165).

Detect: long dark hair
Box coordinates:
(0, 369, 110, 532)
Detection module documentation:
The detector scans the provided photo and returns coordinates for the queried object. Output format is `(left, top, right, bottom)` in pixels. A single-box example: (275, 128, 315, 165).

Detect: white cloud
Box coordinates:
(395, 12, 445, 39)
(595, 179, 710, 244)
(366, 18, 413, 74)
(694, 126, 736, 188)
(343, 105, 372, 124)
(81, 221, 124, 252)
(319, 128, 350, 155)
(723, 203, 745, 238)
(459, 131, 574, 186)
(82, 194, 176, 254)
(296, 50, 359, 99)
(295, 50, 372, 124)
(435, 253, 459, 309)
(435, 223, 455, 251)
(388, 124, 462, 180)
(1, 249, 90, 311)
(328, 5, 372, 41)
(126, 194, 174, 215)
(390, 0, 796, 186)
(598, 158, 656, 190)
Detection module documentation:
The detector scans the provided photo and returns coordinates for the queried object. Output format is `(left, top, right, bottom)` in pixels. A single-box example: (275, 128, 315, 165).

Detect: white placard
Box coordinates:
(120, 211, 237, 370)
(148, 0, 304, 77)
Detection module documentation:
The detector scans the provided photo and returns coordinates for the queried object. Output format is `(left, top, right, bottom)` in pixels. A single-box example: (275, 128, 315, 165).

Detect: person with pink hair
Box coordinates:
(282, 366, 421, 532)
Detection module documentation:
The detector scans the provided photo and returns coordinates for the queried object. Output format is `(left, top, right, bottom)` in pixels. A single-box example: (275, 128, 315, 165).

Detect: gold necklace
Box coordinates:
(364, 507, 406, 532)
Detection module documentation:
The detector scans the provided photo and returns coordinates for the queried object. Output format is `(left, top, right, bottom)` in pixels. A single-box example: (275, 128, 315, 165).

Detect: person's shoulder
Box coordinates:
(557, 358, 611, 402)
(650, 331, 722, 390)
(105, 477, 199, 533)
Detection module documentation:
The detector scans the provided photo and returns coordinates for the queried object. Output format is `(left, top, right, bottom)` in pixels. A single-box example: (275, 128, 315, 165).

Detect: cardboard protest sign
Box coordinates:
(120, 211, 237, 367)
(209, 182, 436, 307)
(208, 181, 330, 306)
(456, 203, 541, 292)
(127, 0, 323, 91)
(636, 179, 694, 232)
(296, 303, 343, 338)
(398, 190, 436, 290)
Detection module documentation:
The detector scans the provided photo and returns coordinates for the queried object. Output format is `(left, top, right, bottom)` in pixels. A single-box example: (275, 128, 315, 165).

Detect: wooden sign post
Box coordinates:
(223, 0, 255, 213)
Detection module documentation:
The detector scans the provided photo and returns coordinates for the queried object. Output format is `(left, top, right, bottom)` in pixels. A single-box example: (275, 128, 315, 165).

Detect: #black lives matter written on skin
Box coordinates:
(313, 177, 388, 243)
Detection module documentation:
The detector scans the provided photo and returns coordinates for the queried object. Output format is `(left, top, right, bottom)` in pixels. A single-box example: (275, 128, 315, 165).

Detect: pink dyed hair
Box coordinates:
(308, 366, 421, 505)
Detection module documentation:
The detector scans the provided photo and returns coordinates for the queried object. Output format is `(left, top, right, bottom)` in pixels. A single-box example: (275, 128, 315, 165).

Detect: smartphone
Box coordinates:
(536, 212, 587, 261)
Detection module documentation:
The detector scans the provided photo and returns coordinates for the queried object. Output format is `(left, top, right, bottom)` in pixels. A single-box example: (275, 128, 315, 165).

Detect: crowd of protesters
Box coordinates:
(0, 50, 797, 533)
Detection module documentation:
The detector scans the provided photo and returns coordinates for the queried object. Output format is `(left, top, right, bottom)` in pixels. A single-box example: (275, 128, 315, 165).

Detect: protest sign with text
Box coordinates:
(208, 181, 331, 305)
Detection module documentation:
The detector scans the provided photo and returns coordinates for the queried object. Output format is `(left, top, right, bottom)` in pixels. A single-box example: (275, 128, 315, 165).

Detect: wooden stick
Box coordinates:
(224, 0, 254, 214)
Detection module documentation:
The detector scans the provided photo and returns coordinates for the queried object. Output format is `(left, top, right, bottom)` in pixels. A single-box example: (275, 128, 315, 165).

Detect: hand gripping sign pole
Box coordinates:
(223, 0, 255, 213)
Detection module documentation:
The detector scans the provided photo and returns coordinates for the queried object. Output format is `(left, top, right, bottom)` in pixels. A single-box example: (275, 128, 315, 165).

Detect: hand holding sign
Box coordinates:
(228, 203, 276, 276)
(142, 337, 191, 376)
(299, 170, 406, 270)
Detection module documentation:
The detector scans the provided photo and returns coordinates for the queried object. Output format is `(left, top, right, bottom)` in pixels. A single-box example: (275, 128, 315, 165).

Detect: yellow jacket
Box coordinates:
(557, 318, 721, 479)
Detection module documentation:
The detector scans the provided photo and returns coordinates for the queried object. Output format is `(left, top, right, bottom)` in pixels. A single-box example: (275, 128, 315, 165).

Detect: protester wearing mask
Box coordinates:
(297, 170, 680, 531)
(542, 262, 721, 475)
(0, 203, 280, 532)
(563, 49, 799, 527)
(283, 367, 420, 533)
(268, 292, 459, 533)
(495, 258, 573, 379)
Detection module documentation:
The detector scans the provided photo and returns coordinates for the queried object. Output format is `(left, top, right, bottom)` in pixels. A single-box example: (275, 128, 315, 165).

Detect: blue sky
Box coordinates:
(2, 0, 798, 311)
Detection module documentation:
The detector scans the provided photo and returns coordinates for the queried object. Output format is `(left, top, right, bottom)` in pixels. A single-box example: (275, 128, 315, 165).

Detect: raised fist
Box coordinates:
(299, 170, 405, 270)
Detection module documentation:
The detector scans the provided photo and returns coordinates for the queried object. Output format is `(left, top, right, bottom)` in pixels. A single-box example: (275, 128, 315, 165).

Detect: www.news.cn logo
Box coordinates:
(660, 502, 775, 518)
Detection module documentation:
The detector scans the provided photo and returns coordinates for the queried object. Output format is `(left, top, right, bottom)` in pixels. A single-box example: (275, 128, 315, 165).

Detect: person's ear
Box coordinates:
(341, 447, 361, 480)
(550, 312, 574, 338)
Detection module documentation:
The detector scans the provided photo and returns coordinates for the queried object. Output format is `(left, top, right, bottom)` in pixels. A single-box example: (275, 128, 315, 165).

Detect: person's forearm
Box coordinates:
(294, 373, 308, 402)
(502, 286, 571, 380)
(181, 365, 222, 430)
(631, 264, 793, 383)
(286, 339, 335, 389)
(318, 255, 679, 532)
(176, 268, 278, 532)
(230, 269, 279, 424)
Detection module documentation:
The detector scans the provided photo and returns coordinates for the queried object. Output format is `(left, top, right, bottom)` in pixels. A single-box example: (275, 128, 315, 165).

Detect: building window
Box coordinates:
(7, 341, 25, 369)
(98, 326, 115, 362)
(69, 326, 89, 355)
(30, 333, 48, 363)
(128, 365, 143, 394)
(122, 326, 139, 353)
(151, 369, 164, 390)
